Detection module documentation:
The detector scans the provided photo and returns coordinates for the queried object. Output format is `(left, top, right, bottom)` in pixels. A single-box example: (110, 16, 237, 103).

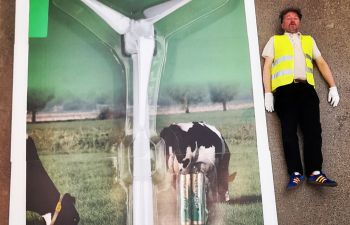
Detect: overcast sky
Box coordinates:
(28, 0, 252, 103)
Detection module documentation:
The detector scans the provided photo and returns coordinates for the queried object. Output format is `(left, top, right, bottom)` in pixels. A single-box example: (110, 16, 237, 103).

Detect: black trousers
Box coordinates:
(274, 82, 323, 175)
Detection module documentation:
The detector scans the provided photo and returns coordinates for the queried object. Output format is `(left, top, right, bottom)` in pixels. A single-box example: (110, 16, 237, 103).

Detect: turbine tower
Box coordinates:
(80, 1, 192, 224)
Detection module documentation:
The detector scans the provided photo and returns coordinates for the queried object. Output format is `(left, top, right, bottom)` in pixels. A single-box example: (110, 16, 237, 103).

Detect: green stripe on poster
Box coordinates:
(29, 0, 49, 38)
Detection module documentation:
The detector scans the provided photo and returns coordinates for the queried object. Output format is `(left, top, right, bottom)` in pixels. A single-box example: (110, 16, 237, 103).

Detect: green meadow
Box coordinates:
(27, 108, 263, 225)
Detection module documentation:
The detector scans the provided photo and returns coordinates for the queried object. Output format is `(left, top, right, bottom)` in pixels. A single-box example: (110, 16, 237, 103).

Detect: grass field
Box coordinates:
(27, 108, 263, 225)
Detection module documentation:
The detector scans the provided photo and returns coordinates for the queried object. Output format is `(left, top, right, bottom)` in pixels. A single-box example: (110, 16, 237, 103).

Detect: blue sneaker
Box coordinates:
(307, 173, 338, 187)
(287, 173, 304, 190)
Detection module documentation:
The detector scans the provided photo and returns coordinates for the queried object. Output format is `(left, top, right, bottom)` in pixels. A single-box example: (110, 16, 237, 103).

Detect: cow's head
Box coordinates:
(55, 193, 80, 225)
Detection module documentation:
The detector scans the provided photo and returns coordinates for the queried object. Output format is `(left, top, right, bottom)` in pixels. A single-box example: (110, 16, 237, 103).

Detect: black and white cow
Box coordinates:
(26, 136, 80, 225)
(160, 122, 231, 202)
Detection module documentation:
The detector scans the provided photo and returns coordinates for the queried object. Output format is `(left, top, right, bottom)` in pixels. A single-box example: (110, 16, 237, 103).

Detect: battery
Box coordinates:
(179, 174, 191, 225)
(191, 172, 206, 225)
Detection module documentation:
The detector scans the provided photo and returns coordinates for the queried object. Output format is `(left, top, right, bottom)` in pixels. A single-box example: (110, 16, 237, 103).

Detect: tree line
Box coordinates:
(27, 83, 240, 122)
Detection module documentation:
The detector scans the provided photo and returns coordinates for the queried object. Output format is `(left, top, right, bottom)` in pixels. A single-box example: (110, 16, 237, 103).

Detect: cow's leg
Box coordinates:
(207, 165, 218, 203)
(194, 162, 217, 204)
(167, 147, 179, 189)
(217, 142, 231, 202)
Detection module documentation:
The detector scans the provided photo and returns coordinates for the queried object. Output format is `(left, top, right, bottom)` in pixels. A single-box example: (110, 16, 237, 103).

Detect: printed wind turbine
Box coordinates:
(80, 0, 191, 224)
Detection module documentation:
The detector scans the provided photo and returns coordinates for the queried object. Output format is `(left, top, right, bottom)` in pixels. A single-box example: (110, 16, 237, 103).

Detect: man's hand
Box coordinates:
(328, 86, 340, 107)
(264, 92, 274, 112)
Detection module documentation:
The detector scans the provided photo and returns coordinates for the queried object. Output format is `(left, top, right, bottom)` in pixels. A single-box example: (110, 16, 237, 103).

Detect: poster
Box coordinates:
(10, 0, 277, 224)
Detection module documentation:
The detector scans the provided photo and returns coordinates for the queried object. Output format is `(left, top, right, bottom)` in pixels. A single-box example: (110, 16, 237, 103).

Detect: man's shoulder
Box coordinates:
(272, 34, 289, 39)
(266, 35, 281, 42)
(272, 34, 287, 42)
(301, 34, 313, 38)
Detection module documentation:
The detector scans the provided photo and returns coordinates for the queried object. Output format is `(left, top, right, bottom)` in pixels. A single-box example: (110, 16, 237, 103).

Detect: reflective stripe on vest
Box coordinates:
(271, 34, 315, 91)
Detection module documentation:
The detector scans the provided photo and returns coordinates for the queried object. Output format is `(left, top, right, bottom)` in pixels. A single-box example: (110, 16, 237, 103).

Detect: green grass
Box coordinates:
(210, 202, 263, 225)
(39, 153, 126, 225)
(27, 108, 263, 225)
(27, 119, 124, 154)
(230, 145, 262, 197)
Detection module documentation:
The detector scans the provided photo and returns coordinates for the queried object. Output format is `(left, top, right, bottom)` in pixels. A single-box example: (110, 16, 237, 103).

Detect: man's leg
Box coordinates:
(299, 84, 323, 175)
(275, 85, 304, 175)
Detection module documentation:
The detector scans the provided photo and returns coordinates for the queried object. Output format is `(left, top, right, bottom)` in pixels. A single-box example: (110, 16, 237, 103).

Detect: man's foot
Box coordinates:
(307, 172, 338, 187)
(287, 173, 304, 190)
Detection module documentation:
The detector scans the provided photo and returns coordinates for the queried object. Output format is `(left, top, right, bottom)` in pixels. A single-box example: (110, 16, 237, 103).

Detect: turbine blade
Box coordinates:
(81, 0, 130, 34)
(144, 0, 192, 23)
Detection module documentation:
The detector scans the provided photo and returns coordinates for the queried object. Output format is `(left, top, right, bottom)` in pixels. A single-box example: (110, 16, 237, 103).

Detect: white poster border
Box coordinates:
(244, 0, 278, 224)
(9, 0, 278, 224)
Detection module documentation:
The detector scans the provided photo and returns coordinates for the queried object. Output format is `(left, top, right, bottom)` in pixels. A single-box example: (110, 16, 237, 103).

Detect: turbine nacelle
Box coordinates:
(124, 19, 155, 55)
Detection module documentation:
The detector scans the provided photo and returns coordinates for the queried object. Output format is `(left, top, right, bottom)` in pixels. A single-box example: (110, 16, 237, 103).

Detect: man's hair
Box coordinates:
(279, 7, 302, 23)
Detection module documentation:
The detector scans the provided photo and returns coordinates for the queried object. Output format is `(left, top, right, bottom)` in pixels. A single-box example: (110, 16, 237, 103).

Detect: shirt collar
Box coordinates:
(284, 32, 302, 37)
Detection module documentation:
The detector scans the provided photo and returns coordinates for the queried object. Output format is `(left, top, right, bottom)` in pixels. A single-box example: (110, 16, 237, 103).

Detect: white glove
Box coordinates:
(328, 86, 340, 107)
(264, 92, 274, 112)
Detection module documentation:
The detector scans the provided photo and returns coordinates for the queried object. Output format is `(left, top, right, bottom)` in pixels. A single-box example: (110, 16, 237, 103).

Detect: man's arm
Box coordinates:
(262, 56, 274, 112)
(314, 56, 336, 87)
(262, 57, 274, 92)
(315, 56, 339, 107)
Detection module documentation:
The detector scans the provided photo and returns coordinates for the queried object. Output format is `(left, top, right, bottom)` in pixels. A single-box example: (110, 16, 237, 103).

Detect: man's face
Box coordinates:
(281, 11, 300, 33)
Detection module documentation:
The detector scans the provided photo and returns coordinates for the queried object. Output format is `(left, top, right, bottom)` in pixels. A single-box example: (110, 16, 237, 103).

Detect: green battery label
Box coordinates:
(179, 174, 191, 225)
(191, 172, 205, 225)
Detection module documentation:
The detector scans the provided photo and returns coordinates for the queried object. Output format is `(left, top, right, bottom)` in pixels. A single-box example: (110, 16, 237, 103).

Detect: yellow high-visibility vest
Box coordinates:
(271, 34, 315, 91)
